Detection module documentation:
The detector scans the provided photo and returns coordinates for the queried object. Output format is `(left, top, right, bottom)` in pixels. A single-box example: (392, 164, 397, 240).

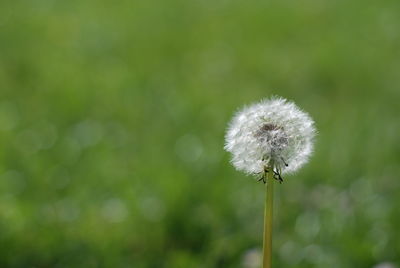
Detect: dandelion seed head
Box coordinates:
(224, 97, 316, 176)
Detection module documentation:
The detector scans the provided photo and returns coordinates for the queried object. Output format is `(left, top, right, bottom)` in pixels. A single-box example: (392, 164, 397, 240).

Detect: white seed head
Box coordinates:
(224, 97, 316, 176)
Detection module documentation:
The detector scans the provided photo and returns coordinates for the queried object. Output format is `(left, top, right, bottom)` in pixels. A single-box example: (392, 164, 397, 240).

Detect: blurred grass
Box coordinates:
(0, 0, 400, 267)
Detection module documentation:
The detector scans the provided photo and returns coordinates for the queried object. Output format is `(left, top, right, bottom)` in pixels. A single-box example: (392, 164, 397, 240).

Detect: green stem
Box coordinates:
(262, 169, 274, 268)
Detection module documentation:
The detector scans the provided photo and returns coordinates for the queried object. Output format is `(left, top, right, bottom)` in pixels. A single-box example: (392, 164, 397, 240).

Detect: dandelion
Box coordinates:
(224, 96, 316, 268)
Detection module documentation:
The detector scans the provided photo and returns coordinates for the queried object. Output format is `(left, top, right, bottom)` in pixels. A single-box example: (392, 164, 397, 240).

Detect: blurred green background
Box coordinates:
(1, 0, 399, 267)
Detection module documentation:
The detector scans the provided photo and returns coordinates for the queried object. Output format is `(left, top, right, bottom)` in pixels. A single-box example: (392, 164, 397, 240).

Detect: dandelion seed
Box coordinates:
(224, 96, 316, 177)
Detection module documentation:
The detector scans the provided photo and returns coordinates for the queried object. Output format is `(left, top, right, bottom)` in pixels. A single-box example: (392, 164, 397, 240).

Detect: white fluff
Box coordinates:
(224, 97, 316, 176)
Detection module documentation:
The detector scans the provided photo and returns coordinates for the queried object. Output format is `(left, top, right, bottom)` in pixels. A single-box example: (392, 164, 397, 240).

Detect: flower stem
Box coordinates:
(262, 170, 274, 268)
